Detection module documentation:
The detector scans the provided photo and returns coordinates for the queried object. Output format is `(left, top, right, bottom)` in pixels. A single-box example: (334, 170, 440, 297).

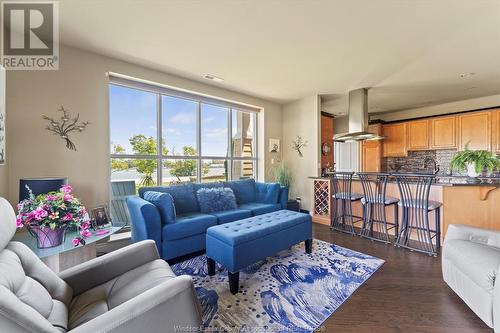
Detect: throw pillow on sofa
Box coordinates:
(143, 191, 176, 224)
(196, 187, 237, 213)
(224, 179, 256, 204)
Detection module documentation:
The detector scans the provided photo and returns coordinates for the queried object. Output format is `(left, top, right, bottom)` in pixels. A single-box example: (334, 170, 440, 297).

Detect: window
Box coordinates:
(109, 80, 258, 191)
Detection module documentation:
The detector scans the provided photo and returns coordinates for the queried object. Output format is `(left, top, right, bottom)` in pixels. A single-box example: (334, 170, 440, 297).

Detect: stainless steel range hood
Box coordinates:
(333, 88, 384, 142)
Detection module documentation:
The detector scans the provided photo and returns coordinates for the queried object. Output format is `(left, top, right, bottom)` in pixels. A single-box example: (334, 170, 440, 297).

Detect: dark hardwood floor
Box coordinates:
(313, 223, 492, 333)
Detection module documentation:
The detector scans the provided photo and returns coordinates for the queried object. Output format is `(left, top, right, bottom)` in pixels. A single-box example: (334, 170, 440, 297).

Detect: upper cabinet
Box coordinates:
(382, 123, 407, 157)
(430, 116, 457, 149)
(362, 124, 382, 172)
(408, 119, 429, 151)
(494, 109, 500, 153)
(458, 111, 492, 151)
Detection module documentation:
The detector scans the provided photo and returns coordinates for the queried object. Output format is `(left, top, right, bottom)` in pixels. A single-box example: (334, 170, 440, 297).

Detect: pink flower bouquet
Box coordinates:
(16, 184, 91, 248)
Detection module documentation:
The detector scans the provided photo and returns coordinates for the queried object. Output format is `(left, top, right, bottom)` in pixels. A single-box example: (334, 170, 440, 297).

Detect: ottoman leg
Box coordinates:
(229, 271, 240, 294)
(207, 257, 216, 276)
(305, 239, 313, 254)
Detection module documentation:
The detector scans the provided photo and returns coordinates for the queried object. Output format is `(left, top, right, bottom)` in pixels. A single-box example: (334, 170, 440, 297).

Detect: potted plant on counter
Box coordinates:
(16, 184, 91, 248)
(450, 143, 500, 182)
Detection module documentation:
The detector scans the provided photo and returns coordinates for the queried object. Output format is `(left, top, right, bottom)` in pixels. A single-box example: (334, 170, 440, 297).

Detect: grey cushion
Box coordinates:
(332, 192, 363, 201)
(69, 259, 176, 329)
(48, 300, 69, 331)
(398, 199, 442, 210)
(361, 196, 399, 205)
(0, 241, 72, 332)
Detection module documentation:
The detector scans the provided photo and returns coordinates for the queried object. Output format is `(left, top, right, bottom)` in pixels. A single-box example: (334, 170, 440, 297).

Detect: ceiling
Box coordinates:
(58, 0, 500, 114)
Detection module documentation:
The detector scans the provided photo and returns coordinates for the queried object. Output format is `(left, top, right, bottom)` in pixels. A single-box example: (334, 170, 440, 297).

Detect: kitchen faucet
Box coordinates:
(423, 157, 440, 175)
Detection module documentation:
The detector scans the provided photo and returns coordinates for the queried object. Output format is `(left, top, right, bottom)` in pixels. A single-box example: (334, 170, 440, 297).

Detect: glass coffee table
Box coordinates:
(13, 226, 122, 273)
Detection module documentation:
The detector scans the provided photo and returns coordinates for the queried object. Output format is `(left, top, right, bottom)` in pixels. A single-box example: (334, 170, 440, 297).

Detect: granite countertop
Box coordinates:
(310, 174, 500, 187)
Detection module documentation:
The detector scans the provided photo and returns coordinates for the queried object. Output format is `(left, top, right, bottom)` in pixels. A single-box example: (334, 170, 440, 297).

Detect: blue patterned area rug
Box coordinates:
(172, 239, 384, 333)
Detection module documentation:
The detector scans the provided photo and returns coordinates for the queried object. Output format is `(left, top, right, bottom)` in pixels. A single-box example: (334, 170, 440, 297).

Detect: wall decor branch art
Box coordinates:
(291, 136, 308, 157)
(43, 106, 89, 151)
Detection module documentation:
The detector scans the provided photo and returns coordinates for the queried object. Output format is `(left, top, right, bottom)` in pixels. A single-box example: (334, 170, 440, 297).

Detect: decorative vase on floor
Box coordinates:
(29, 225, 67, 248)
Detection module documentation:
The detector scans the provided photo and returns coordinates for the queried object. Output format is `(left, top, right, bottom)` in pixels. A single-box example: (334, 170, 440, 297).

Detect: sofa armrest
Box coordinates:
(68, 275, 203, 333)
(444, 224, 500, 246)
(59, 240, 159, 296)
(126, 196, 162, 251)
(279, 186, 289, 209)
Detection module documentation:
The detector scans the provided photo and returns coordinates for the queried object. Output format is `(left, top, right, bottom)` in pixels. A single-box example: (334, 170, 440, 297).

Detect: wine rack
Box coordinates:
(312, 178, 331, 225)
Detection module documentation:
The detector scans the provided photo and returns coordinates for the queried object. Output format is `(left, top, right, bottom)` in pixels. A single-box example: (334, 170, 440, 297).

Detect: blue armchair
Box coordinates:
(127, 179, 289, 260)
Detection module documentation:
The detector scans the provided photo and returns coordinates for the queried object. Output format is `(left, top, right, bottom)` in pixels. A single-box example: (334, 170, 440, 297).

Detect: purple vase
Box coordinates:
(29, 225, 67, 249)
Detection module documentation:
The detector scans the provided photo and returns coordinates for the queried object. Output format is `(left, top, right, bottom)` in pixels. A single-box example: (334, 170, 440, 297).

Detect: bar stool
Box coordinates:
(358, 172, 399, 244)
(329, 171, 364, 235)
(393, 173, 442, 256)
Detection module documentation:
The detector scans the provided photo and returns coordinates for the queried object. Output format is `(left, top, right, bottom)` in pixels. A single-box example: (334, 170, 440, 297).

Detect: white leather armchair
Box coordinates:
(0, 197, 203, 332)
(442, 224, 500, 332)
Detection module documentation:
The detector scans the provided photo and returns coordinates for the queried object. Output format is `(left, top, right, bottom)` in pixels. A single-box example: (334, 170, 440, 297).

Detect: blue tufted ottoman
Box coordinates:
(206, 210, 312, 294)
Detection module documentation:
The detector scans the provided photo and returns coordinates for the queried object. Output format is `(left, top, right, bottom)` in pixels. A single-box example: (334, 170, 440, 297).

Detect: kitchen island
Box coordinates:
(310, 175, 500, 240)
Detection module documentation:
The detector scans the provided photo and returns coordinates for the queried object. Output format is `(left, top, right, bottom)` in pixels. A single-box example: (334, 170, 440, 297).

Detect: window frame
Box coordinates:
(109, 78, 259, 185)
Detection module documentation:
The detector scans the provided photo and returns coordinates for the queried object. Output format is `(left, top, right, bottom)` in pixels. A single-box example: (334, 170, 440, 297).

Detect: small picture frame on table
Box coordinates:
(90, 205, 111, 229)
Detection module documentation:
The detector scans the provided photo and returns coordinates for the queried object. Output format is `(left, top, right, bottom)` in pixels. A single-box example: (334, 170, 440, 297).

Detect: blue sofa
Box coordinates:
(126, 179, 289, 260)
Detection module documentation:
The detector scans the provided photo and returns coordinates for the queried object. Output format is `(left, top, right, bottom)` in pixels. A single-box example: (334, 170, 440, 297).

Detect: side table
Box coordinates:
(13, 226, 122, 272)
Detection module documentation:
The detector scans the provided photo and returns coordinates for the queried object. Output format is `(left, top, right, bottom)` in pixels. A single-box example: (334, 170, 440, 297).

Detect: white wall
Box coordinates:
(371, 94, 500, 122)
(282, 95, 321, 212)
(4, 46, 282, 207)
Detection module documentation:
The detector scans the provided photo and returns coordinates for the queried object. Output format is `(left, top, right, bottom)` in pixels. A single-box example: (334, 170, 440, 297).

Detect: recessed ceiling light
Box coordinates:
(466, 86, 477, 90)
(460, 72, 475, 78)
(203, 74, 224, 83)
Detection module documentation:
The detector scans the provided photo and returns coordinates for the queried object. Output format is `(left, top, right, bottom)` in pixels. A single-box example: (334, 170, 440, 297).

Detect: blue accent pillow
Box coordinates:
(224, 179, 256, 204)
(143, 191, 176, 224)
(256, 182, 280, 204)
(139, 184, 199, 214)
(196, 187, 237, 213)
(193, 182, 223, 192)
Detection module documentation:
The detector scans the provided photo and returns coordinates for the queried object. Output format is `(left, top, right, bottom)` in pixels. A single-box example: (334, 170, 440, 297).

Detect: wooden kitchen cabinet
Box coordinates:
(458, 111, 492, 151)
(382, 123, 407, 157)
(430, 116, 457, 149)
(408, 119, 429, 151)
(494, 109, 500, 153)
(361, 124, 382, 171)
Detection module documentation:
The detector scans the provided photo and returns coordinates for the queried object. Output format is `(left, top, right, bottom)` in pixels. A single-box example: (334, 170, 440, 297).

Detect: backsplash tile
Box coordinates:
(383, 150, 441, 174)
(383, 149, 499, 176)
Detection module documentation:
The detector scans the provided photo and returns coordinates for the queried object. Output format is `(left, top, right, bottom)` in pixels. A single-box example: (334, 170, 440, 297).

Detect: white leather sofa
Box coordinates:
(442, 224, 500, 331)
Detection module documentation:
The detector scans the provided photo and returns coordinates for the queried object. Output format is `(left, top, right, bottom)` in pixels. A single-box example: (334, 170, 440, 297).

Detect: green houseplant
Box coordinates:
(274, 163, 292, 188)
(274, 163, 299, 211)
(450, 143, 499, 180)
